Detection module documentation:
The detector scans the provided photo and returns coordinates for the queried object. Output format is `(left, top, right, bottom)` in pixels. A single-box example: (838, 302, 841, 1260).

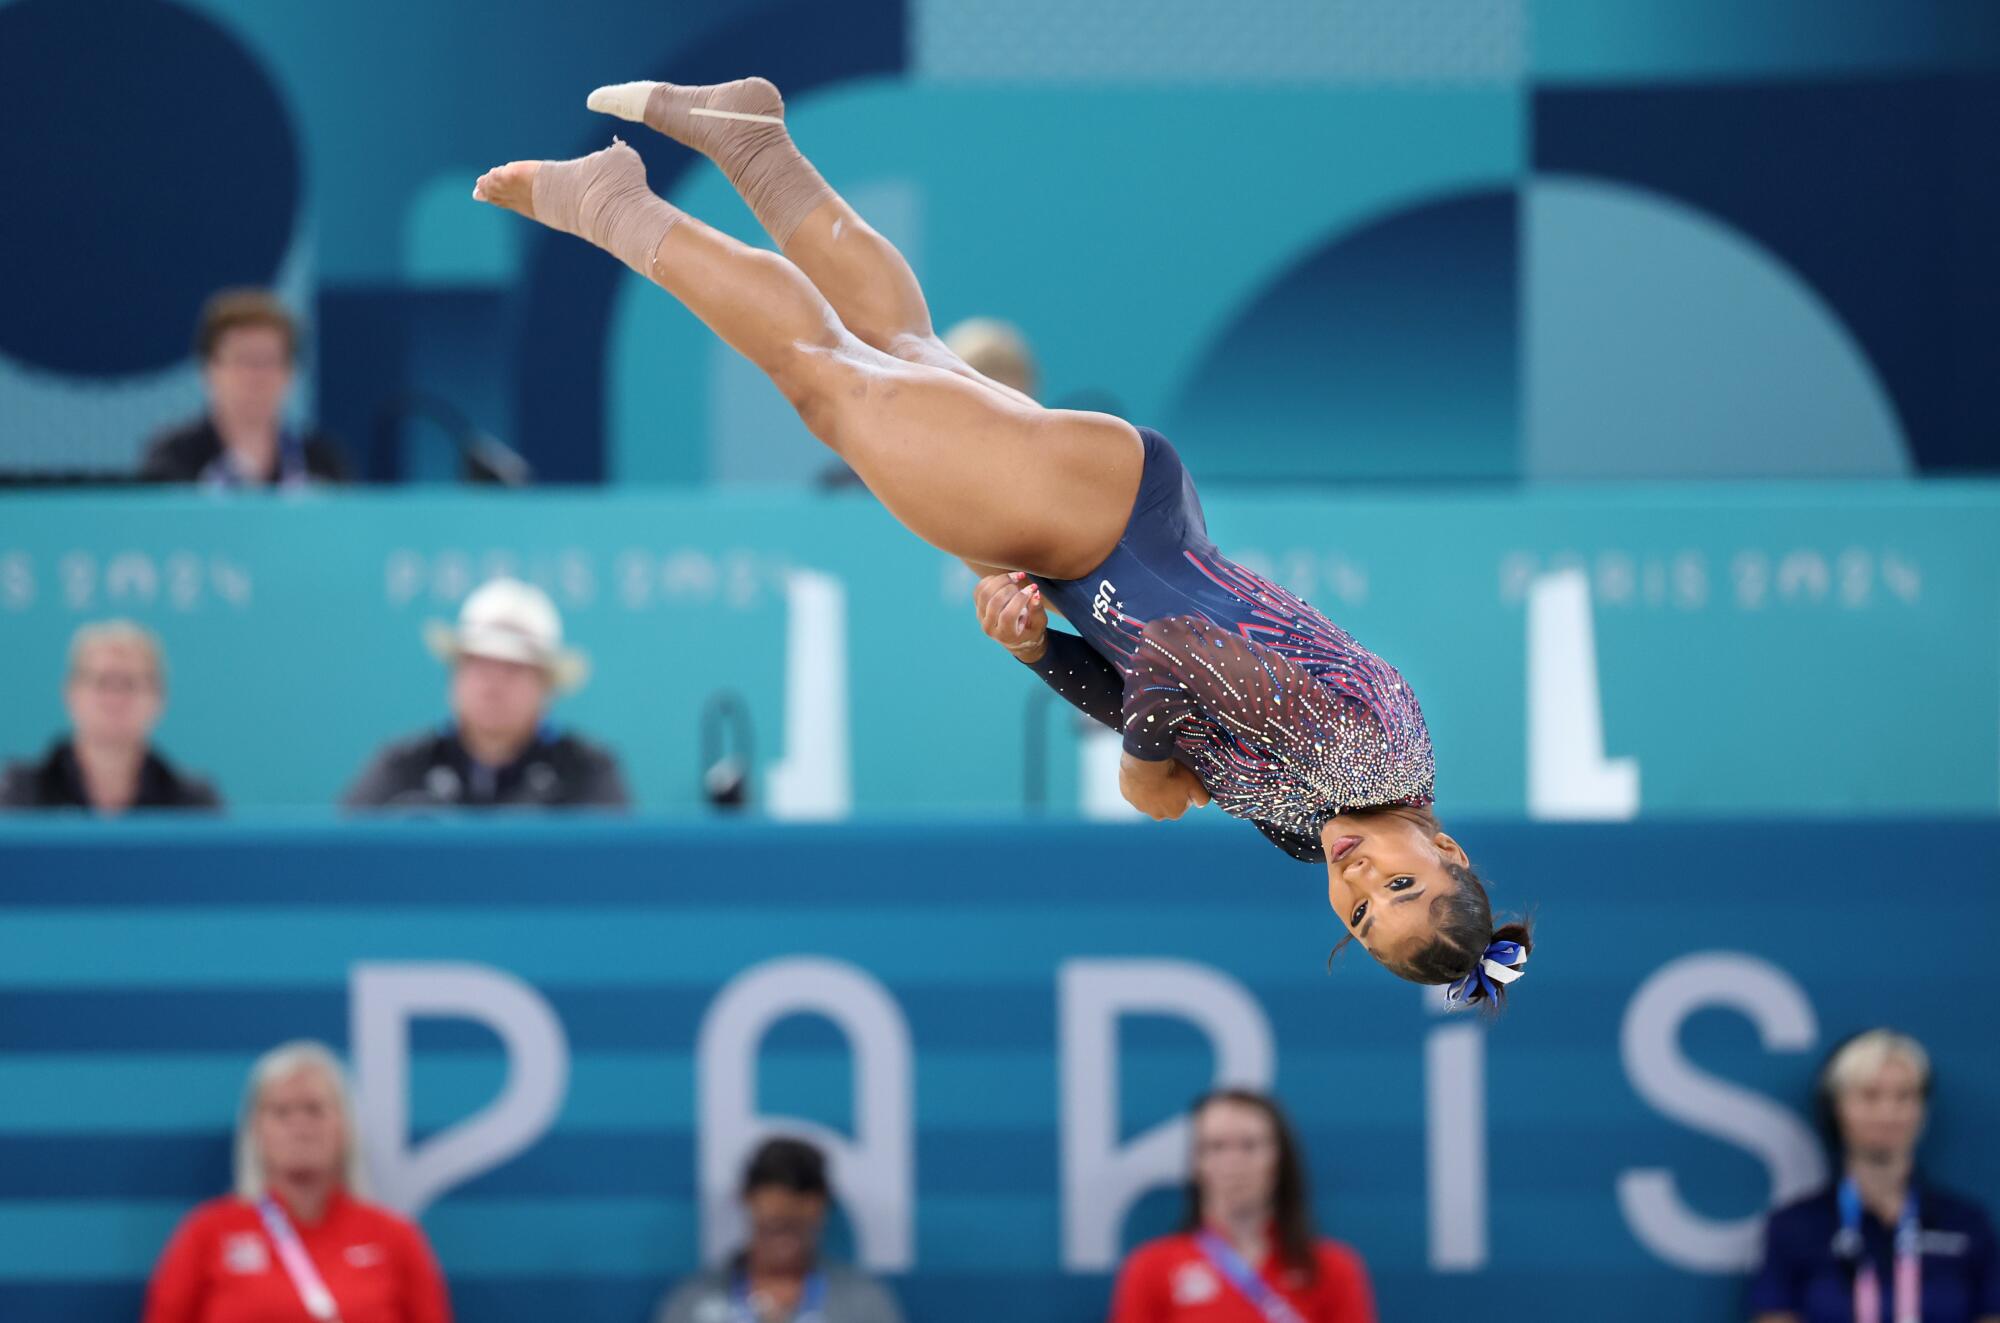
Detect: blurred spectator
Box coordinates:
(343, 577, 628, 809)
(941, 315, 1130, 416)
(1750, 1030, 2000, 1323)
(1, 620, 220, 813)
(655, 1137, 904, 1323)
(942, 316, 1039, 400)
(143, 1040, 451, 1323)
(139, 289, 349, 488)
(1110, 1088, 1376, 1323)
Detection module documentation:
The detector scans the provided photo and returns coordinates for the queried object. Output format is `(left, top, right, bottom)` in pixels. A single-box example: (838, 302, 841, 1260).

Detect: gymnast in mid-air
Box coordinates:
(474, 77, 1531, 1008)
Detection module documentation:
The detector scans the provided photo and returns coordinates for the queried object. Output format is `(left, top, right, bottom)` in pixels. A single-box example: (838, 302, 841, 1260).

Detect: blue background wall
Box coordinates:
(3, 818, 1996, 1323)
(2, 0, 1995, 482)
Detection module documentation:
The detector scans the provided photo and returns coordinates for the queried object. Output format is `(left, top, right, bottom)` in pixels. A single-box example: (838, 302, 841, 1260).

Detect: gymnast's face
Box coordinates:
(1321, 811, 1469, 968)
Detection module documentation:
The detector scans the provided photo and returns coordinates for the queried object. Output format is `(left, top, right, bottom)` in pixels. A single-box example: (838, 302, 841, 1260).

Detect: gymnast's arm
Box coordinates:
(1019, 629, 1127, 732)
(1007, 621, 1211, 821)
(976, 580, 1209, 818)
(974, 570, 1125, 732)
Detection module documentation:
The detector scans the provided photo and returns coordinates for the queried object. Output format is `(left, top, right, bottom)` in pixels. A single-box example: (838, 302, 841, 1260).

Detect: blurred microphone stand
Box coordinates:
(373, 390, 534, 486)
(700, 691, 755, 812)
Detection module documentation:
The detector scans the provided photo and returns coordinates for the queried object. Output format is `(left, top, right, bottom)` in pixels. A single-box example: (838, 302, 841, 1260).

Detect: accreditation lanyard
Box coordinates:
(729, 1269, 826, 1323)
(1193, 1232, 1309, 1323)
(202, 427, 310, 490)
(1839, 1180, 1920, 1323)
(256, 1197, 342, 1323)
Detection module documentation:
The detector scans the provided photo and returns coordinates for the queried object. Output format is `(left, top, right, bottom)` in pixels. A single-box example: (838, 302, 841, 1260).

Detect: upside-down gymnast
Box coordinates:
(473, 78, 1531, 1008)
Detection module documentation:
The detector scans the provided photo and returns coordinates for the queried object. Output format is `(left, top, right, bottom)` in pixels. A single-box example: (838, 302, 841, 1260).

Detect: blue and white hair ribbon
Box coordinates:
(1444, 939, 1528, 1008)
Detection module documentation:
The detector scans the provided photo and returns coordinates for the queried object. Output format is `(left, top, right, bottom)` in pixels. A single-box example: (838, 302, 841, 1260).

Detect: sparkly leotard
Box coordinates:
(1026, 428, 1434, 862)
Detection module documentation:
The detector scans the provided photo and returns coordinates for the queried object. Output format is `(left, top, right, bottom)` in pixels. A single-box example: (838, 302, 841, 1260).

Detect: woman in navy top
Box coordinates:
(476, 75, 1530, 1005)
(1750, 1030, 2000, 1323)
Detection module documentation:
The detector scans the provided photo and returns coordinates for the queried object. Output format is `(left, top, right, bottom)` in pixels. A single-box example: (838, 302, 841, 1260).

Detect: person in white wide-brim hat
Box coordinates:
(421, 576, 591, 692)
(341, 578, 629, 809)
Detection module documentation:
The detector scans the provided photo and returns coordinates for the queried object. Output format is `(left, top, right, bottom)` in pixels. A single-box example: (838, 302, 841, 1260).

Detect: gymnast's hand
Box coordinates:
(975, 571, 1049, 663)
(1119, 752, 1211, 821)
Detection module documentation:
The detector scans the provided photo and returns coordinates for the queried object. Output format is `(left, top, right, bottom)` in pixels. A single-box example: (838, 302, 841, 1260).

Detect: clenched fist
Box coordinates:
(1119, 752, 1211, 820)
(974, 571, 1049, 663)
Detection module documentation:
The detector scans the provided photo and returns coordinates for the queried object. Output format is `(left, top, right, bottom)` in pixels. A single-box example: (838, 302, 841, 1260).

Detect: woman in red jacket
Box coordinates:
(1111, 1089, 1377, 1323)
(144, 1041, 452, 1323)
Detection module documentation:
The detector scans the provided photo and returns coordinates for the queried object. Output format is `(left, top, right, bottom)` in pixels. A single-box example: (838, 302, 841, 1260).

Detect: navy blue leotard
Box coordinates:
(1025, 427, 1434, 862)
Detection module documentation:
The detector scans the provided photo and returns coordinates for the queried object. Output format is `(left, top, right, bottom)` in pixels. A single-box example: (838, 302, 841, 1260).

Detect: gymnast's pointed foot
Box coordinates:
(587, 77, 829, 246)
(473, 139, 682, 276)
(587, 76, 786, 157)
(471, 159, 543, 221)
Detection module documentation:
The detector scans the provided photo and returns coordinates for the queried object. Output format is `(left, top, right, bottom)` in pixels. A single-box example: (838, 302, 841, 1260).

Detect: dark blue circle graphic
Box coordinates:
(0, 0, 301, 375)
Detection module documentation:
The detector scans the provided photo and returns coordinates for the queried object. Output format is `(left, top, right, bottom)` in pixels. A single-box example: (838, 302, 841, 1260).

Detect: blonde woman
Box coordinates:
(0, 620, 219, 814)
(1751, 1030, 1999, 1323)
(144, 1041, 451, 1323)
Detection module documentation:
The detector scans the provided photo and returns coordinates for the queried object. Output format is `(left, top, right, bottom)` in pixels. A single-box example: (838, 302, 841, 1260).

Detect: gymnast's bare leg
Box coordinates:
(475, 137, 1139, 580)
(586, 77, 1037, 407)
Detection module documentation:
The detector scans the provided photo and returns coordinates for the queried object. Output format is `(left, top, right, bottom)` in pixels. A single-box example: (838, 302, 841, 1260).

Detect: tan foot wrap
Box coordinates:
(592, 77, 832, 247)
(531, 139, 683, 278)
